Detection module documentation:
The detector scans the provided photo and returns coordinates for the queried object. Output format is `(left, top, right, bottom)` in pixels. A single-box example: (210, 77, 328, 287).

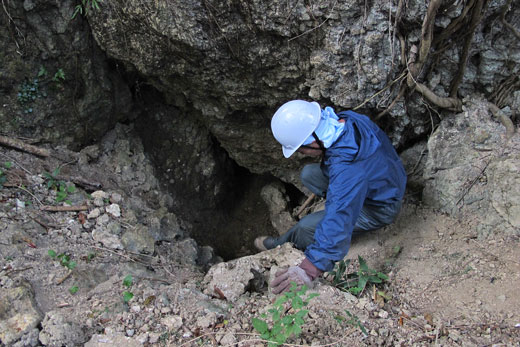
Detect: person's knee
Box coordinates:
(300, 164, 315, 187)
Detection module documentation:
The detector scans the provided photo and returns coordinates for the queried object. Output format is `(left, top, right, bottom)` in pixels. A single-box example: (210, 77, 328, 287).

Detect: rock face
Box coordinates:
(85, 0, 519, 184)
(0, 0, 133, 148)
(423, 98, 520, 236)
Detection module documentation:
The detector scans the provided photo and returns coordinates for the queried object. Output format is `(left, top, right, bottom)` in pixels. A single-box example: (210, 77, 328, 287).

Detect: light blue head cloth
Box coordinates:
(302, 106, 344, 148)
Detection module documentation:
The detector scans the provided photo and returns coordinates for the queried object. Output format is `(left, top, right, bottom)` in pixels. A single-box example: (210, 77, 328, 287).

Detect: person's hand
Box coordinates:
(270, 258, 323, 294)
(271, 266, 312, 294)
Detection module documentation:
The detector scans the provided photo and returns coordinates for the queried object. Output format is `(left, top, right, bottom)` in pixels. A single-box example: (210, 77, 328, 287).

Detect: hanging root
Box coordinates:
(499, 0, 520, 40)
(449, 0, 486, 97)
(376, 0, 465, 118)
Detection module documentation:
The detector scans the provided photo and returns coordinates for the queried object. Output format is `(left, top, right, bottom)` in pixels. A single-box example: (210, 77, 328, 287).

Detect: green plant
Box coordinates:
(122, 275, 134, 303)
(328, 256, 388, 296)
(0, 162, 12, 188)
(17, 79, 42, 113)
(334, 309, 368, 336)
(38, 66, 48, 78)
(252, 283, 319, 346)
(72, 0, 101, 19)
(52, 68, 66, 82)
(69, 285, 79, 295)
(48, 250, 77, 270)
(43, 167, 76, 204)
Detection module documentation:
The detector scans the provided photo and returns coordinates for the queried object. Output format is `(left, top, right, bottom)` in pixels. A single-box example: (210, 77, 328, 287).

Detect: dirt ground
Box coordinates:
(0, 139, 519, 346)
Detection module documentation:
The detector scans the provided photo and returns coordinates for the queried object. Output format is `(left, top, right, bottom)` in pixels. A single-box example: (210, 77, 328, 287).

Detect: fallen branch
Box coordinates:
(56, 270, 72, 285)
(295, 193, 316, 220)
(40, 205, 88, 212)
(0, 135, 50, 157)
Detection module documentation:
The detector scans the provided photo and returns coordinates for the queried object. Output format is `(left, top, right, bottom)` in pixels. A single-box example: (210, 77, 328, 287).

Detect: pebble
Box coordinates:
(110, 193, 122, 203)
(94, 197, 105, 207)
(378, 310, 389, 319)
(106, 204, 121, 218)
(126, 329, 135, 337)
(131, 305, 141, 313)
(87, 208, 101, 219)
(91, 190, 108, 199)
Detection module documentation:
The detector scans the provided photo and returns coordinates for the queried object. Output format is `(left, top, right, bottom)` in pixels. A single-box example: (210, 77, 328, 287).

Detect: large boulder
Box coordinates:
(423, 98, 519, 236)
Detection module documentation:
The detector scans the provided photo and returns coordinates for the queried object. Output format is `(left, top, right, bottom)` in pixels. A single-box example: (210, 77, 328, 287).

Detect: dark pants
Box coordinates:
(268, 163, 402, 251)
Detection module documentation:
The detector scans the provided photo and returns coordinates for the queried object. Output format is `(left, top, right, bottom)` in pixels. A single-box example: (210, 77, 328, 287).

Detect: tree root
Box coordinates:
(499, 0, 520, 40)
(414, 81, 462, 111)
(449, 0, 486, 97)
(488, 102, 516, 139)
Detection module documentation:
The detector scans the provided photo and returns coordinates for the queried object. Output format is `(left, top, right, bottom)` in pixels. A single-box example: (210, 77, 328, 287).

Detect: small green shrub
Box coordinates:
(328, 256, 388, 296)
(334, 309, 368, 336)
(48, 250, 77, 270)
(252, 283, 319, 346)
(43, 167, 76, 204)
(0, 162, 12, 188)
(122, 275, 134, 303)
(72, 0, 101, 19)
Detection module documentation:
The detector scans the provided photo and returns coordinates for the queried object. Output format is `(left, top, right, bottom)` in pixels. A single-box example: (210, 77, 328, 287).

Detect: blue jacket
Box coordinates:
(304, 111, 407, 271)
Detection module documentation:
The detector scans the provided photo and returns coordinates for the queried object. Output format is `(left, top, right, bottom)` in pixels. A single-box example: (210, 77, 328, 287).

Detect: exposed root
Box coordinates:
(449, 0, 486, 98)
(487, 102, 516, 139)
(499, 0, 520, 40)
(376, 83, 406, 120)
(414, 81, 462, 112)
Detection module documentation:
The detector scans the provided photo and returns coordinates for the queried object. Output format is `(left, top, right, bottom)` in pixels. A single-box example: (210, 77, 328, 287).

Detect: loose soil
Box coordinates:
(0, 140, 519, 346)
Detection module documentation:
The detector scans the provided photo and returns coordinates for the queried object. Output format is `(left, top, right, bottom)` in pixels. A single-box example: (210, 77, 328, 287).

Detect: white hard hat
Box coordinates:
(271, 100, 321, 158)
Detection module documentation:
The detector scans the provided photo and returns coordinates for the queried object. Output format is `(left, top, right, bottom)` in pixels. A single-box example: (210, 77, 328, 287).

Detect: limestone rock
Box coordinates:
(203, 243, 304, 302)
(0, 281, 42, 346)
(38, 311, 87, 347)
(260, 182, 295, 235)
(84, 333, 142, 347)
(423, 98, 520, 235)
(121, 225, 155, 254)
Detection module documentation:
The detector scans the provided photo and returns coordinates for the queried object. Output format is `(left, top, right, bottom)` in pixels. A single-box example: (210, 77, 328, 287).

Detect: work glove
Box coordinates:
(271, 258, 323, 294)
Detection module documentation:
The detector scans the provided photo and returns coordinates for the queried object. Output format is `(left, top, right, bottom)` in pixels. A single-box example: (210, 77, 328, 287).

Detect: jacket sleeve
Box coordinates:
(304, 162, 368, 272)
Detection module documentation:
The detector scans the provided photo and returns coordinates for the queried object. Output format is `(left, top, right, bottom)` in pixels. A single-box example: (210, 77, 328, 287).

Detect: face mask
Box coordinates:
(302, 107, 344, 148)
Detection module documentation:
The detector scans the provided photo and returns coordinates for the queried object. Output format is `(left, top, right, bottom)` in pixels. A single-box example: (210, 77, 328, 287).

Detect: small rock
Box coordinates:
(220, 332, 237, 345)
(148, 333, 160, 344)
(91, 190, 108, 199)
(106, 204, 121, 218)
(110, 193, 123, 203)
(378, 310, 389, 319)
(92, 228, 123, 249)
(161, 316, 183, 330)
(96, 214, 110, 225)
(87, 208, 101, 219)
(126, 329, 135, 337)
(94, 197, 105, 207)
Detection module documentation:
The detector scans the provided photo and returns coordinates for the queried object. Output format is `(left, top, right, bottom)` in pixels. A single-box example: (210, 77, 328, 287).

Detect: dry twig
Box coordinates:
(40, 205, 88, 212)
(0, 135, 50, 157)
